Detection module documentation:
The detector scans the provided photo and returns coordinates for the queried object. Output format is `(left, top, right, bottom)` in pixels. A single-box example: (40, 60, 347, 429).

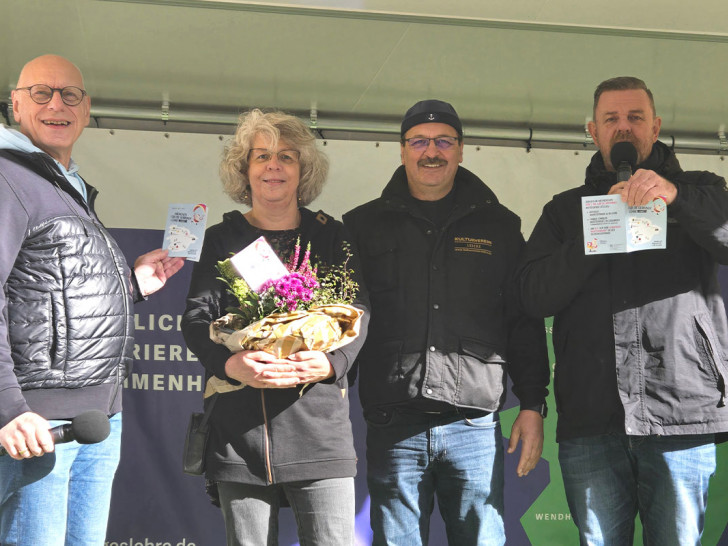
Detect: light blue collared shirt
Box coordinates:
(0, 124, 88, 203)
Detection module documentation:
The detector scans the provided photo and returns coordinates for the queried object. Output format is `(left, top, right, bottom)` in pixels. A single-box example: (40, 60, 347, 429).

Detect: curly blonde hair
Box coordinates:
(220, 109, 329, 206)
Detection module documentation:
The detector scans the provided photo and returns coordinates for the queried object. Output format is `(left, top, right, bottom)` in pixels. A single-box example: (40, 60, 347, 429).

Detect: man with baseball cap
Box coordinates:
(344, 100, 549, 545)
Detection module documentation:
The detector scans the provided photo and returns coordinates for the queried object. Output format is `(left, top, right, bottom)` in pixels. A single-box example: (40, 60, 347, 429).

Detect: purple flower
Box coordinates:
(259, 270, 319, 313)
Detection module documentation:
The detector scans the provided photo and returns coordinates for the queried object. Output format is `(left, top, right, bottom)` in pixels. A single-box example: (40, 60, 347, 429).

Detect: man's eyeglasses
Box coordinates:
(14, 85, 87, 107)
(248, 148, 301, 165)
(403, 136, 460, 151)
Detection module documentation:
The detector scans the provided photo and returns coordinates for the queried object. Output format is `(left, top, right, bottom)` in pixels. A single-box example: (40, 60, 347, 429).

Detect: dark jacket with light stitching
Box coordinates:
(517, 141, 728, 441)
(0, 149, 137, 428)
(343, 165, 549, 415)
(182, 209, 369, 485)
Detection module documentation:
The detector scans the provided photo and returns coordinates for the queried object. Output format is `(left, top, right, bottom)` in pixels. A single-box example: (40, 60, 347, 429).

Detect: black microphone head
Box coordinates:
(72, 410, 111, 444)
(610, 141, 638, 171)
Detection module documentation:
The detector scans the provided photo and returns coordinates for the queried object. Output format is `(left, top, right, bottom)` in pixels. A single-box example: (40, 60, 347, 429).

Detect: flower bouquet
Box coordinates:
(205, 237, 363, 397)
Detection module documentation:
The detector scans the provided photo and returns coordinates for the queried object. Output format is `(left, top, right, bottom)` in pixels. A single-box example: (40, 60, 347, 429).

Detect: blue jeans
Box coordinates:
(365, 408, 504, 546)
(0, 412, 122, 546)
(559, 433, 716, 546)
(217, 477, 355, 546)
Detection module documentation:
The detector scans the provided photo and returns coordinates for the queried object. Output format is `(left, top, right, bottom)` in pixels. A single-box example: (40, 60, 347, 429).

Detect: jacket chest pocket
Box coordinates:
(362, 238, 398, 292)
(447, 240, 507, 298)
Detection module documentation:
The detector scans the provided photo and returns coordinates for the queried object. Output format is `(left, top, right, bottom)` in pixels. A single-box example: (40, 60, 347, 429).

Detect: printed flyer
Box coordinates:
(162, 203, 208, 261)
(582, 195, 666, 255)
(229, 236, 289, 292)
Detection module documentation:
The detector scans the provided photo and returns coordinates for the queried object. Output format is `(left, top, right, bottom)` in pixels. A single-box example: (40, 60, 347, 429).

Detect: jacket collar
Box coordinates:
(585, 140, 683, 194)
(380, 164, 499, 211)
(0, 148, 96, 213)
(222, 207, 331, 238)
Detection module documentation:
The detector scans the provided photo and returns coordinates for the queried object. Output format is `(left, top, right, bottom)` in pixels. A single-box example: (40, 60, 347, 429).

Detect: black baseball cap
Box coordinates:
(401, 99, 463, 137)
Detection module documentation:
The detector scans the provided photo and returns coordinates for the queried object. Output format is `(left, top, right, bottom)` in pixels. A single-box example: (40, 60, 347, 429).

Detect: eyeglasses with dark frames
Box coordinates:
(403, 136, 460, 151)
(248, 148, 301, 165)
(14, 84, 87, 107)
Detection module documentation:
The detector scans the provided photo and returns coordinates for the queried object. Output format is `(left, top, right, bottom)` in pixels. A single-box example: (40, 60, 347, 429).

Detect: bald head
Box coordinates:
(12, 54, 90, 168)
(17, 55, 85, 89)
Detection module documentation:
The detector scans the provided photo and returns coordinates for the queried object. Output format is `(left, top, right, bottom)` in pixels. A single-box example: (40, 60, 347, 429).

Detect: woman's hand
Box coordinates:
(224, 350, 299, 389)
(286, 351, 335, 384)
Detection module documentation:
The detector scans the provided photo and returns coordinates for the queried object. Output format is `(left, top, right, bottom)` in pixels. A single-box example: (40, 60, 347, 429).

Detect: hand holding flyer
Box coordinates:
(582, 195, 666, 255)
(163, 203, 208, 261)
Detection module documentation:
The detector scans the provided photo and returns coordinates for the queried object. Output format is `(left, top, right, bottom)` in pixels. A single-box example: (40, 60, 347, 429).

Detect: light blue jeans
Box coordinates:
(217, 477, 355, 546)
(559, 432, 716, 546)
(0, 412, 121, 546)
(365, 408, 504, 546)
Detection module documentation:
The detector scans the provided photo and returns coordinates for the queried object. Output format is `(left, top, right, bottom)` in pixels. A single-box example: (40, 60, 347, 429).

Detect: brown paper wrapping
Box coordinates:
(205, 304, 362, 398)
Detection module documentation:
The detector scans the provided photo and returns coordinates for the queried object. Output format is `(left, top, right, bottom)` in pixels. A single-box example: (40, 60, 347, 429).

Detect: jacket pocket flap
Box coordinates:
(460, 337, 503, 363)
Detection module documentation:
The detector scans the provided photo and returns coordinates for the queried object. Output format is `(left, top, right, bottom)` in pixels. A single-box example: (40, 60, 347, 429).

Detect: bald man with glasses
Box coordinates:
(0, 54, 183, 545)
(343, 99, 549, 545)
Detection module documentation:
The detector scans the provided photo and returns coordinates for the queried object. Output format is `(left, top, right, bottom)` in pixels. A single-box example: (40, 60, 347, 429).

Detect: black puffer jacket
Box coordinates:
(343, 166, 549, 415)
(517, 142, 728, 441)
(0, 149, 136, 427)
(182, 209, 369, 485)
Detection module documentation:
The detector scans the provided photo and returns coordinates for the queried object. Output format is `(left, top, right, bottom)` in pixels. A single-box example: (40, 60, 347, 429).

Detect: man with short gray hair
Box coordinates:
(0, 54, 183, 545)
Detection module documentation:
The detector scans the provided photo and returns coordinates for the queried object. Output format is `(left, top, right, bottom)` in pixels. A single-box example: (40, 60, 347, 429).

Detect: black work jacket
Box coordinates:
(517, 142, 728, 441)
(344, 165, 549, 415)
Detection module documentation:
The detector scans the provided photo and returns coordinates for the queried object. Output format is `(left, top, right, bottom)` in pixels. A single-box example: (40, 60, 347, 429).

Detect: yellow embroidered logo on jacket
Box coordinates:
(454, 237, 493, 255)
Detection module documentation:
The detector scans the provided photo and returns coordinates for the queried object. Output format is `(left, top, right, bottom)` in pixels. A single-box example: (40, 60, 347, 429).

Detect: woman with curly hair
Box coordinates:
(182, 109, 368, 546)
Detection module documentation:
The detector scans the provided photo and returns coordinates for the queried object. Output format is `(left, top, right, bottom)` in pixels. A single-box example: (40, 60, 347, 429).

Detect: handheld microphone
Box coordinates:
(0, 410, 111, 456)
(610, 141, 638, 182)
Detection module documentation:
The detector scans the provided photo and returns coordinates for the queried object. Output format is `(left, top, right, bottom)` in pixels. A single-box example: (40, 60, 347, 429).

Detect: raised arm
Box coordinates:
(516, 193, 605, 319)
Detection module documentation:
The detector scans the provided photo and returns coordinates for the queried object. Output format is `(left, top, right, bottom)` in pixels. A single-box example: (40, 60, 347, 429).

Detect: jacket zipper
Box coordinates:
(97, 224, 130, 412)
(45, 158, 124, 402)
(83, 179, 127, 412)
(261, 391, 274, 483)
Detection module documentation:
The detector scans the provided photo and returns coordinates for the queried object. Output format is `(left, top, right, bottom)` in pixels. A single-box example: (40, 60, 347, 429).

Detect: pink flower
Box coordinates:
(260, 270, 319, 313)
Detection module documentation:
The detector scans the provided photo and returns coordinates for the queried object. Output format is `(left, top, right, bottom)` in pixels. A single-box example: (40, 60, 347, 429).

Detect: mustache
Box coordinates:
(610, 131, 635, 146)
(418, 157, 448, 167)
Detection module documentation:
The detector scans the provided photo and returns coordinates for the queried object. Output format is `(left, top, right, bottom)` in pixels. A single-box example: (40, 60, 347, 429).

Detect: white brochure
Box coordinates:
(162, 203, 208, 261)
(229, 236, 289, 292)
(582, 195, 667, 255)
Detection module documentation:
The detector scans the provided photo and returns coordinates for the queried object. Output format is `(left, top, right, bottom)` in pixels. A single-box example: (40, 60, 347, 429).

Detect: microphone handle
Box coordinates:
(617, 162, 632, 183)
(0, 423, 73, 456)
(51, 423, 74, 444)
